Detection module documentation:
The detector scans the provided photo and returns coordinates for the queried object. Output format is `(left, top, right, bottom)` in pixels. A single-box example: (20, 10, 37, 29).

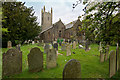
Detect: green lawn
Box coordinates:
(1, 43, 118, 78)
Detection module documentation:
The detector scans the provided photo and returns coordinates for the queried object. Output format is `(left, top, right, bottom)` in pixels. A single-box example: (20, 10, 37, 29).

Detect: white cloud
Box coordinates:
(18, 0, 85, 25)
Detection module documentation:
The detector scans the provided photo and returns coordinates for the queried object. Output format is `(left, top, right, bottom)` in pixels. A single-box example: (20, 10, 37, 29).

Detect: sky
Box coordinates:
(18, 0, 86, 25)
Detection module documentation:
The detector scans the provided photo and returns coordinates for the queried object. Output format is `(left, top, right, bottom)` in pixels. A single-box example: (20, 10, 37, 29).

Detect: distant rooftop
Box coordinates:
(65, 20, 78, 29)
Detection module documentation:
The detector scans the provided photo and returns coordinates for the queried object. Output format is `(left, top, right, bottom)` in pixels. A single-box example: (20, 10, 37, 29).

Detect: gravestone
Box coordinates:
(85, 40, 89, 51)
(16, 44, 21, 51)
(72, 41, 76, 49)
(79, 44, 84, 49)
(116, 46, 119, 71)
(28, 47, 43, 72)
(46, 49, 57, 69)
(44, 43, 50, 53)
(49, 44, 53, 49)
(7, 41, 12, 48)
(105, 45, 109, 61)
(63, 59, 81, 79)
(61, 43, 66, 51)
(32, 41, 35, 44)
(37, 40, 39, 43)
(109, 50, 116, 78)
(66, 43, 71, 56)
(53, 43, 58, 50)
(100, 52, 104, 62)
(42, 40, 44, 43)
(2, 49, 22, 77)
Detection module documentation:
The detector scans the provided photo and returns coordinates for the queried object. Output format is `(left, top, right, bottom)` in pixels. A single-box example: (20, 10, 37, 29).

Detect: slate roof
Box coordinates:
(40, 19, 79, 34)
(40, 25, 53, 34)
(40, 20, 60, 34)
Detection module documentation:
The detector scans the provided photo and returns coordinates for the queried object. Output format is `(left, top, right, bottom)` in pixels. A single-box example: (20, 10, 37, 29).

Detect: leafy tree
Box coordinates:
(73, 0, 120, 46)
(84, 2, 120, 45)
(2, 2, 41, 47)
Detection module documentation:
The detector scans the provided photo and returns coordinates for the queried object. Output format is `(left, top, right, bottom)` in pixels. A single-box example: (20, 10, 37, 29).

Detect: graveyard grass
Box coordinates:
(1, 43, 119, 78)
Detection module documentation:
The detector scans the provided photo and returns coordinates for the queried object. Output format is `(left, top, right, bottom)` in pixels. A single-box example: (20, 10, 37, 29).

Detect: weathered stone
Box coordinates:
(46, 48, 57, 69)
(105, 45, 109, 61)
(7, 41, 12, 48)
(2, 49, 22, 77)
(28, 47, 43, 72)
(66, 44, 71, 56)
(116, 46, 119, 71)
(53, 43, 58, 50)
(109, 50, 116, 78)
(100, 52, 104, 62)
(79, 44, 84, 49)
(16, 44, 21, 51)
(49, 44, 53, 49)
(44, 43, 50, 53)
(63, 59, 81, 78)
(72, 41, 76, 49)
(32, 41, 35, 44)
(61, 43, 66, 51)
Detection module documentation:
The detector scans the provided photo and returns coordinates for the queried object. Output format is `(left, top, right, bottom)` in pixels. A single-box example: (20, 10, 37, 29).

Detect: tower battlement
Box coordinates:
(41, 6, 52, 31)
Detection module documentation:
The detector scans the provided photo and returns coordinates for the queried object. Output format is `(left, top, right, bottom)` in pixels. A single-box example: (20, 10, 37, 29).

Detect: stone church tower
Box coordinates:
(41, 6, 52, 31)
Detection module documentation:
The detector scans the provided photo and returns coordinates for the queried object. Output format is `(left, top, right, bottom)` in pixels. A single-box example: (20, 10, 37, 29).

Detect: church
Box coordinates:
(40, 6, 85, 43)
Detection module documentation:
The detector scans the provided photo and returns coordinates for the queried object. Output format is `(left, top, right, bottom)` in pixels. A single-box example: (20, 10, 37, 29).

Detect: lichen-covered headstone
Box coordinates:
(109, 50, 116, 78)
(28, 47, 43, 72)
(2, 49, 22, 77)
(46, 48, 57, 69)
(116, 46, 119, 71)
(63, 59, 81, 79)
(7, 41, 12, 48)
(66, 44, 71, 56)
(72, 41, 76, 49)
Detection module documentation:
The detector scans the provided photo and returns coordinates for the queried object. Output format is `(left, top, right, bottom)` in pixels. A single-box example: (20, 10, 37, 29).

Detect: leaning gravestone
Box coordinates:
(2, 49, 22, 77)
(44, 43, 50, 53)
(46, 48, 57, 69)
(61, 42, 66, 51)
(66, 43, 71, 56)
(109, 50, 116, 78)
(63, 59, 81, 79)
(116, 46, 119, 71)
(72, 41, 76, 49)
(7, 41, 12, 48)
(28, 47, 43, 72)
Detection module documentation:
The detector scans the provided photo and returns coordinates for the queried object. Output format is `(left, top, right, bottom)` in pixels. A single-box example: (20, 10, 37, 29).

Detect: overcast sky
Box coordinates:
(18, 0, 86, 25)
